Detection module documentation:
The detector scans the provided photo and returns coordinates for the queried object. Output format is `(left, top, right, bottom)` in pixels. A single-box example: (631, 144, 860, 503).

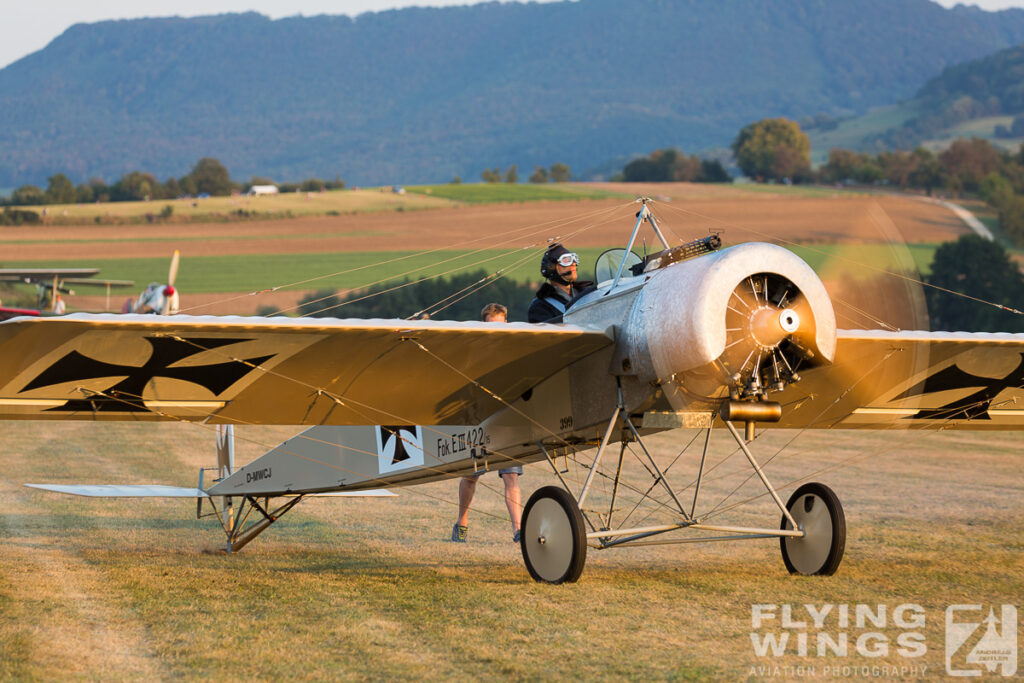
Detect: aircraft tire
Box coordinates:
(520, 486, 587, 584)
(779, 482, 845, 576)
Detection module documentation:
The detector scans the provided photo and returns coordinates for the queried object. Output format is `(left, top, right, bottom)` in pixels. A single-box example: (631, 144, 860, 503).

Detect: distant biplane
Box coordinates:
(2, 200, 1022, 583)
(0, 267, 134, 316)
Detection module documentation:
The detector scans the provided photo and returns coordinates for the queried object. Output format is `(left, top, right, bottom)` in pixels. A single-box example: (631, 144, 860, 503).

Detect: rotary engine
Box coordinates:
(618, 242, 837, 412)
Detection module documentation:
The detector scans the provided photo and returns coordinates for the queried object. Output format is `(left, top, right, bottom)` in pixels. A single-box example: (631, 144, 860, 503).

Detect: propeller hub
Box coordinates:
(749, 306, 799, 350)
(779, 308, 799, 333)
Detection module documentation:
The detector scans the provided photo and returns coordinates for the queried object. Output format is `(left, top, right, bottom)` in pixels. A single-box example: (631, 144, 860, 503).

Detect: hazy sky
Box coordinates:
(2, 0, 1024, 69)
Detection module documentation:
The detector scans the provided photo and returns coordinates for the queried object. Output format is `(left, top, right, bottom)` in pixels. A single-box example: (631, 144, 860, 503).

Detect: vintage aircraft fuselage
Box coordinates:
(477, 241, 838, 467)
(213, 241, 839, 496)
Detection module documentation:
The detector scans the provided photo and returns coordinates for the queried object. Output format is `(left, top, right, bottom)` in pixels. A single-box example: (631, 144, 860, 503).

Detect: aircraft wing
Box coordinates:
(0, 313, 611, 426)
(775, 329, 1024, 430)
(0, 268, 101, 281)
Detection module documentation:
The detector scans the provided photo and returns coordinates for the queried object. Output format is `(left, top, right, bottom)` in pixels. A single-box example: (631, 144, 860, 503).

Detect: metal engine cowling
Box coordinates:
(618, 242, 836, 409)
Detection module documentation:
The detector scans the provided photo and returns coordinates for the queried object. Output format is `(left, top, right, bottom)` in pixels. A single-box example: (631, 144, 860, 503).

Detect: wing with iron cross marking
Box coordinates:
(0, 313, 610, 425)
(770, 330, 1024, 430)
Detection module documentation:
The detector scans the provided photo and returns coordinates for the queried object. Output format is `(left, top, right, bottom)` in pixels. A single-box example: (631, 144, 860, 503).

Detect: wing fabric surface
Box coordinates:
(0, 314, 610, 426)
(775, 329, 1024, 430)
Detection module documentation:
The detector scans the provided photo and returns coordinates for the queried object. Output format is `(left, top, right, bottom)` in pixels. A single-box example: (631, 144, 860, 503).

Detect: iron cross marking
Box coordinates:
(19, 336, 274, 413)
(381, 425, 416, 465)
(894, 352, 1024, 420)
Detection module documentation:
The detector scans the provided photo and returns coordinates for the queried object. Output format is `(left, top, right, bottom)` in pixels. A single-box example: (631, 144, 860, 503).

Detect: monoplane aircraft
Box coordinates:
(2, 201, 1022, 583)
(124, 250, 180, 315)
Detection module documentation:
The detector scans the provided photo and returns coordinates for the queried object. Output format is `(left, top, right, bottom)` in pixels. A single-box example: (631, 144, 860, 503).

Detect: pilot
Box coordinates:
(527, 244, 596, 323)
(451, 302, 524, 544)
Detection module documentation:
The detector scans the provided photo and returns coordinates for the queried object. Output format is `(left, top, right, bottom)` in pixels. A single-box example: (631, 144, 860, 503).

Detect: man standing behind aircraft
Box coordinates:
(451, 303, 524, 543)
(528, 244, 596, 323)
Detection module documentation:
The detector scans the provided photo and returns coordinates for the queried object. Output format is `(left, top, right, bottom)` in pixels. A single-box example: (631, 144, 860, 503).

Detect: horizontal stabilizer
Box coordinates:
(25, 484, 208, 498)
(25, 483, 395, 498)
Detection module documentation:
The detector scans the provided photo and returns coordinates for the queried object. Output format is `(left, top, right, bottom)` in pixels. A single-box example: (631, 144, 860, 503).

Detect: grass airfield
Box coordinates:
(1, 421, 1021, 679)
(2, 182, 1022, 679)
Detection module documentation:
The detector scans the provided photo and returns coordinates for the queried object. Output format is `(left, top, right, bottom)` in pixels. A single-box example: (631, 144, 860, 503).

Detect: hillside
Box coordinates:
(809, 43, 1024, 160)
(3, 0, 1024, 186)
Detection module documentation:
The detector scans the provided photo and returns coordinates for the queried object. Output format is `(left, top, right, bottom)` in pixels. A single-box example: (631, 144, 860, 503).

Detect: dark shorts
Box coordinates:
(469, 465, 523, 477)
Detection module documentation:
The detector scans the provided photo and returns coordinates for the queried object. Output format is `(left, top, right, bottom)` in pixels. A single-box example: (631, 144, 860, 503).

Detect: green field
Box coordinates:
(0, 247, 615, 295)
(2, 243, 950, 298)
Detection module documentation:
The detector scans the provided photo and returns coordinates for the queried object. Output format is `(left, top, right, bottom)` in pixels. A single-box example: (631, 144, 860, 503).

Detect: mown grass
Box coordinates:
(404, 183, 629, 203)
(3, 242, 945, 300)
(1, 422, 1021, 679)
(0, 247, 617, 295)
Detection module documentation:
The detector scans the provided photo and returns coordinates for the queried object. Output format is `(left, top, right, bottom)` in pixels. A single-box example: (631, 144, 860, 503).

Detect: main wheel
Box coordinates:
(780, 482, 846, 576)
(520, 486, 587, 584)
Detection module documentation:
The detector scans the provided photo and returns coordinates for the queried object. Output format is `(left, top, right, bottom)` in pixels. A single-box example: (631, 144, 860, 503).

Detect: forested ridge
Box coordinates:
(3, 0, 1024, 186)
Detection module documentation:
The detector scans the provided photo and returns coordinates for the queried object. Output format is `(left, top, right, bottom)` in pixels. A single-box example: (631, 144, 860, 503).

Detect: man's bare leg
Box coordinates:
(501, 472, 522, 533)
(457, 477, 477, 527)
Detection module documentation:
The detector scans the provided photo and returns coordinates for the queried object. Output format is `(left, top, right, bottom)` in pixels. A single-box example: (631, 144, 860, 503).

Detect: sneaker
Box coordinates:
(451, 523, 468, 543)
(512, 530, 521, 543)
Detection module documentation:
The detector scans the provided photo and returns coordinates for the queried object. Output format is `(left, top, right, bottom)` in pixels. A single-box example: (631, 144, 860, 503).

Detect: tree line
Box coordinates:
(475, 163, 572, 184)
(291, 270, 537, 322)
(0, 158, 346, 207)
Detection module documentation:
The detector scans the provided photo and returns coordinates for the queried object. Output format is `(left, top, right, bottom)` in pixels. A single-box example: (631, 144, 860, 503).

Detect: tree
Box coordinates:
(503, 165, 518, 183)
(45, 174, 76, 204)
(980, 172, 1013, 206)
(110, 171, 160, 201)
(10, 185, 45, 206)
(550, 163, 571, 183)
(698, 159, 730, 183)
(731, 118, 811, 182)
(927, 234, 1024, 332)
(529, 166, 549, 183)
(184, 157, 233, 196)
(821, 149, 864, 183)
(621, 149, 726, 183)
(75, 184, 94, 204)
(938, 138, 1001, 193)
(87, 177, 110, 203)
(907, 148, 945, 195)
(877, 150, 920, 189)
(297, 289, 343, 318)
(300, 177, 326, 192)
(996, 191, 1024, 246)
(163, 177, 182, 198)
(481, 168, 501, 183)
(333, 270, 537, 321)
